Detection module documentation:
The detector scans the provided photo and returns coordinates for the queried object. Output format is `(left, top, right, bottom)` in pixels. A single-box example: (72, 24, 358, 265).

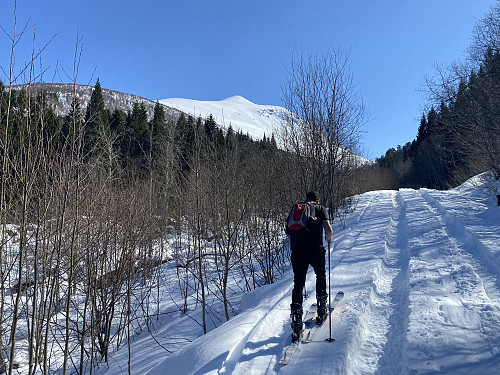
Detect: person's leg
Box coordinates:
(311, 247, 326, 297)
(311, 247, 328, 322)
(291, 249, 309, 305)
(290, 248, 309, 340)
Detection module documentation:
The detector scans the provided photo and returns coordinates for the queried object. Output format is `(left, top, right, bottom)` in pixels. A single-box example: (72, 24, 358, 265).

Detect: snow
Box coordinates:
(159, 96, 285, 140)
(9, 174, 498, 374)
(93, 173, 500, 375)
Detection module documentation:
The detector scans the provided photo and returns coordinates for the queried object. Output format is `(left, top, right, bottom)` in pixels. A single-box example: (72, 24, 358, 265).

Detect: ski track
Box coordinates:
(143, 184, 500, 375)
(287, 187, 500, 374)
(341, 191, 402, 375)
(219, 285, 291, 374)
(375, 191, 411, 374)
(400, 188, 500, 374)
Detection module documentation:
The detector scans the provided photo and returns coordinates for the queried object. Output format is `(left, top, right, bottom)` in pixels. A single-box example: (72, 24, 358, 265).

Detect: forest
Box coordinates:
(375, 3, 500, 190)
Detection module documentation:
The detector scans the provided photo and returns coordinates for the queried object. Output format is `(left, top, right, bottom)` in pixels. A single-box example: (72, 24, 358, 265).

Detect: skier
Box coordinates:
(288, 191, 333, 342)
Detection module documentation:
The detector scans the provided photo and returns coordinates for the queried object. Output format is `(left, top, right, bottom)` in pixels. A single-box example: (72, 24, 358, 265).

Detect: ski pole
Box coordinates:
(326, 240, 334, 342)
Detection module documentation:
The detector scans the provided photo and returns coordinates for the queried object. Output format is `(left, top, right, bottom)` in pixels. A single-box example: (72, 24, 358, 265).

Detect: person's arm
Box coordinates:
(323, 220, 333, 243)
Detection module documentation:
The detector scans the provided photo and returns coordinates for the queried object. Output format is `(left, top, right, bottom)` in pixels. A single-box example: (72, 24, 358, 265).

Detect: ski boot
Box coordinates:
(316, 294, 328, 324)
(290, 303, 303, 342)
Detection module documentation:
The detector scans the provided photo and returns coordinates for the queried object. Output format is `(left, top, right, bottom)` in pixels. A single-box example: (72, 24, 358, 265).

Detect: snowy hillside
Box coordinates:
(12, 83, 176, 118)
(160, 96, 372, 165)
(96, 174, 500, 375)
(160, 96, 284, 140)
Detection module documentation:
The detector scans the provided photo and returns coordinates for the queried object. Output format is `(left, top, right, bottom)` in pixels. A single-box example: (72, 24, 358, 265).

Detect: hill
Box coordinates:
(12, 83, 178, 118)
(12, 84, 284, 141)
(160, 96, 285, 140)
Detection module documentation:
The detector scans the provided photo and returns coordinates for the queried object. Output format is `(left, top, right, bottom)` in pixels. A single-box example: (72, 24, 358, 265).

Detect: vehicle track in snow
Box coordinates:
(399, 189, 500, 374)
(420, 189, 500, 293)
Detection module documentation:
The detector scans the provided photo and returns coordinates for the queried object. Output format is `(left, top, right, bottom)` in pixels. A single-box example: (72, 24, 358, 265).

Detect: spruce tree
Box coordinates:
(85, 79, 105, 124)
(150, 101, 166, 159)
(62, 97, 83, 147)
(84, 79, 109, 156)
(126, 102, 149, 161)
(204, 114, 217, 142)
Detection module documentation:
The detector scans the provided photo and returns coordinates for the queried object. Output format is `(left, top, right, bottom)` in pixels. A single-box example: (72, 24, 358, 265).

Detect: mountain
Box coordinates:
(160, 96, 285, 140)
(14, 84, 282, 141)
(160, 95, 372, 164)
(13, 83, 370, 162)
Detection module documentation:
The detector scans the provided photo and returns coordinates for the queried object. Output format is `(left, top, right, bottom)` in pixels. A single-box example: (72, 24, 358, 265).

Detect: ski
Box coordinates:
(279, 303, 317, 366)
(279, 291, 344, 366)
(301, 291, 344, 343)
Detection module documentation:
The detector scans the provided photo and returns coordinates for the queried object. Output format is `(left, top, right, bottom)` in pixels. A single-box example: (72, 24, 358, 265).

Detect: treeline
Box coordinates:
(375, 3, 500, 190)
(376, 49, 500, 189)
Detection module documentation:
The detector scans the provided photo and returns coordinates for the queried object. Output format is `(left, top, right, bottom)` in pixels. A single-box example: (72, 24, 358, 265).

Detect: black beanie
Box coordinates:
(306, 191, 319, 201)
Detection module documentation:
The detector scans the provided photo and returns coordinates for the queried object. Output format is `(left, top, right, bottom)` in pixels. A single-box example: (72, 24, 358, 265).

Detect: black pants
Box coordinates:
(291, 245, 327, 306)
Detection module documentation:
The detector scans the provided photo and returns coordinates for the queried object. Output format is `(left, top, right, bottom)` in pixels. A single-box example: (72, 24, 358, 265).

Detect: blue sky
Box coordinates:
(0, 1, 495, 159)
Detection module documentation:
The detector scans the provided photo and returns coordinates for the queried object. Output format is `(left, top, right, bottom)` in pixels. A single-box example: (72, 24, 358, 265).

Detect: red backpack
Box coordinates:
(286, 202, 317, 238)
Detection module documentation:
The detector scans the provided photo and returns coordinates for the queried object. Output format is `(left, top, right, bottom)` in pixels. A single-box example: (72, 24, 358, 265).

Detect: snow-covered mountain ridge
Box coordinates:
(12, 83, 174, 118)
(12, 84, 283, 141)
(161, 95, 372, 164)
(163, 93, 373, 165)
(160, 96, 285, 140)
(12, 83, 369, 161)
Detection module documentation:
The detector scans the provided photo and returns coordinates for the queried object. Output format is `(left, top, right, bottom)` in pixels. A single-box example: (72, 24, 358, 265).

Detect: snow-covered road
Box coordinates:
(141, 177, 500, 375)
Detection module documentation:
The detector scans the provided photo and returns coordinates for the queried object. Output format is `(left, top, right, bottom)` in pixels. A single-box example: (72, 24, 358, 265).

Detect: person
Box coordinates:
(288, 191, 333, 342)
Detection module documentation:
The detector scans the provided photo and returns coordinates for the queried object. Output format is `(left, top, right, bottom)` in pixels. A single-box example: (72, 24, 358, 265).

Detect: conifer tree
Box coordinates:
(109, 108, 126, 135)
(126, 102, 149, 163)
(225, 124, 235, 150)
(63, 97, 83, 139)
(84, 79, 109, 156)
(85, 79, 105, 124)
(150, 101, 166, 159)
(204, 114, 217, 142)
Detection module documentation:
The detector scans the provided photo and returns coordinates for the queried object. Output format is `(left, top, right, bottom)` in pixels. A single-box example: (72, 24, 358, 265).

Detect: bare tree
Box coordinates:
(420, 3, 500, 188)
(209, 137, 252, 321)
(182, 121, 210, 333)
(281, 46, 368, 210)
(469, 1, 500, 64)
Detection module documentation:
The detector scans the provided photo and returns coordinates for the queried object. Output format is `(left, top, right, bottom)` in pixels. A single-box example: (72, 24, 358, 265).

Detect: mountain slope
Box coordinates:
(141, 175, 500, 375)
(160, 96, 284, 140)
(14, 84, 283, 141)
(160, 95, 372, 164)
(12, 83, 180, 117)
